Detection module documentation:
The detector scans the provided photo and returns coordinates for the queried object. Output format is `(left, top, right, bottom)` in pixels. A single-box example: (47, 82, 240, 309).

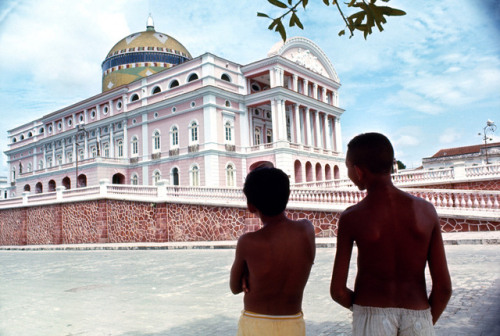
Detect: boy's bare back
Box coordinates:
(339, 186, 444, 309)
(231, 217, 315, 315)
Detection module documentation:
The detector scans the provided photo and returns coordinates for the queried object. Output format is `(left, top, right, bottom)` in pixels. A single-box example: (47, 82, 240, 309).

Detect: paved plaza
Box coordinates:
(0, 239, 499, 335)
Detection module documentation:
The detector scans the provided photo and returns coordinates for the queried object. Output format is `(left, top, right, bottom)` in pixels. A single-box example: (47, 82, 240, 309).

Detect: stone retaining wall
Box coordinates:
(0, 199, 498, 246)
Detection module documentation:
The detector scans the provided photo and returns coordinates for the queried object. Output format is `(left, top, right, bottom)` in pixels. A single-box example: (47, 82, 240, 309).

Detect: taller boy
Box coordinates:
(230, 167, 315, 336)
(331, 133, 452, 336)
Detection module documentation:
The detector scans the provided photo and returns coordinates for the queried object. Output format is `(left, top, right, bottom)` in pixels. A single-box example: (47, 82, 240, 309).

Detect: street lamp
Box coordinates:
(478, 120, 496, 164)
(75, 124, 87, 188)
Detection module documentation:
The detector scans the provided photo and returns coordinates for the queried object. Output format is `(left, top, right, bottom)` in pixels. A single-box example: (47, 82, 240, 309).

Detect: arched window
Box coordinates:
(131, 136, 138, 156)
(117, 140, 123, 157)
(225, 121, 232, 143)
(47, 157, 53, 168)
(169, 79, 179, 88)
(91, 146, 97, 158)
(315, 163, 322, 181)
(294, 160, 303, 184)
(190, 121, 198, 143)
(221, 73, 231, 82)
(78, 149, 84, 161)
(226, 163, 235, 187)
(38, 160, 44, 170)
(153, 170, 161, 185)
(153, 130, 161, 152)
(24, 184, 31, 192)
(171, 126, 179, 147)
(190, 165, 200, 186)
(171, 167, 179, 185)
(152, 86, 161, 94)
(130, 93, 140, 102)
(188, 73, 199, 82)
(35, 182, 43, 193)
(67, 152, 73, 163)
(131, 174, 138, 185)
(254, 127, 261, 145)
(62, 177, 71, 190)
(103, 143, 109, 157)
(27, 163, 32, 173)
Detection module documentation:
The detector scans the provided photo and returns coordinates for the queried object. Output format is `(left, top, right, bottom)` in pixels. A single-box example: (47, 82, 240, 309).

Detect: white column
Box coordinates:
(326, 117, 333, 150)
(303, 80, 309, 97)
(141, 113, 149, 157)
(313, 83, 318, 99)
(123, 122, 128, 158)
(72, 136, 77, 161)
(322, 88, 327, 103)
(84, 133, 88, 159)
(52, 141, 56, 164)
(334, 117, 342, 152)
(269, 69, 275, 87)
(109, 124, 115, 157)
(271, 100, 278, 142)
(249, 108, 255, 146)
(293, 75, 298, 92)
(294, 104, 301, 144)
(278, 99, 287, 141)
(315, 111, 321, 148)
(43, 146, 47, 168)
(109, 100, 114, 116)
(62, 139, 66, 163)
(305, 108, 312, 146)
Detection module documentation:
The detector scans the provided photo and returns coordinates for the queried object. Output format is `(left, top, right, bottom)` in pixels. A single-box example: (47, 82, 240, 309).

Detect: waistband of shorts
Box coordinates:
(353, 304, 431, 317)
(242, 310, 304, 320)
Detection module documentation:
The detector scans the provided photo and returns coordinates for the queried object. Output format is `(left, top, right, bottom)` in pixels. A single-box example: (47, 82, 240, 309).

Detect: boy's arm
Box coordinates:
(230, 236, 249, 294)
(330, 215, 355, 309)
(427, 211, 452, 324)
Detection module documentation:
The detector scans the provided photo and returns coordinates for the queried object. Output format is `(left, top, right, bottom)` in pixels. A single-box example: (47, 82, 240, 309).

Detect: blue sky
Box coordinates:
(0, 0, 499, 176)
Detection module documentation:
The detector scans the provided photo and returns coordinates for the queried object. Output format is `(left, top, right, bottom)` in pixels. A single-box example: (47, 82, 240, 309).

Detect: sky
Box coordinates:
(0, 0, 499, 176)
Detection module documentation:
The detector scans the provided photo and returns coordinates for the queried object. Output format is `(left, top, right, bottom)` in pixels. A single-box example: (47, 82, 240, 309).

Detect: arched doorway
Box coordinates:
(249, 161, 274, 171)
(62, 177, 71, 189)
(48, 180, 56, 192)
(334, 165, 340, 179)
(315, 163, 322, 181)
(35, 182, 43, 194)
(305, 162, 313, 182)
(24, 184, 31, 192)
(112, 173, 125, 184)
(294, 160, 303, 184)
(77, 174, 87, 188)
(325, 164, 332, 180)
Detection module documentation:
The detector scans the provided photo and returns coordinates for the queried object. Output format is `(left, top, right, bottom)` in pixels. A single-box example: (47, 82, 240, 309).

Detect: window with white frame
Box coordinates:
(226, 163, 235, 187)
(103, 143, 109, 157)
(57, 155, 62, 165)
(67, 152, 73, 163)
(171, 126, 179, 147)
(190, 121, 198, 143)
(38, 160, 44, 170)
(79, 149, 84, 161)
(254, 127, 261, 145)
(153, 170, 161, 185)
(267, 129, 273, 143)
(131, 174, 138, 185)
(131, 136, 138, 156)
(225, 121, 233, 143)
(27, 163, 32, 173)
(47, 157, 53, 168)
(190, 164, 200, 186)
(91, 146, 97, 158)
(153, 130, 161, 152)
(117, 140, 123, 157)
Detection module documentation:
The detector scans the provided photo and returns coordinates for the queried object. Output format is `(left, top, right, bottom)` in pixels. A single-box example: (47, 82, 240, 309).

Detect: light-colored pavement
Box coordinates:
(0, 232, 498, 335)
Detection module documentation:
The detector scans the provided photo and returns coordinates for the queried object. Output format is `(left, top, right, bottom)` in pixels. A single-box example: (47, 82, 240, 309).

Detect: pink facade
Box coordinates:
(1, 199, 498, 246)
(6, 36, 345, 198)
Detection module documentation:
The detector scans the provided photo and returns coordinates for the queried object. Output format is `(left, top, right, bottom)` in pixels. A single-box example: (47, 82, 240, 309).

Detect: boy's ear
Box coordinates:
(247, 202, 257, 214)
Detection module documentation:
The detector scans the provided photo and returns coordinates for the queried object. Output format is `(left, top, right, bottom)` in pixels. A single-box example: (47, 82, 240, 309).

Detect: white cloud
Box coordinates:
(439, 128, 462, 144)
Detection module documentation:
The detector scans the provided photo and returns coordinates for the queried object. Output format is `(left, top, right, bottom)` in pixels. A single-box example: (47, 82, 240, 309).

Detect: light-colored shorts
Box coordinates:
(236, 310, 305, 336)
(352, 304, 435, 336)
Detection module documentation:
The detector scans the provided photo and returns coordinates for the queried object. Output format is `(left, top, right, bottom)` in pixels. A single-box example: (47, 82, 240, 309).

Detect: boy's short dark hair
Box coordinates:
(347, 132, 394, 174)
(243, 167, 290, 216)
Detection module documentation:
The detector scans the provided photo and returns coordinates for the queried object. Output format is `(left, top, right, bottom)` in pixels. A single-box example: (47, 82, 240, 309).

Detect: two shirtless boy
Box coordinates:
(230, 132, 452, 336)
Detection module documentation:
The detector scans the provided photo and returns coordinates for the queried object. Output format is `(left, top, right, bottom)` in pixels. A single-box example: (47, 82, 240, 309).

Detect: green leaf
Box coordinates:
(276, 20, 287, 41)
(268, 0, 288, 9)
(257, 12, 270, 18)
(288, 0, 293, 5)
(303, 0, 309, 9)
(268, 19, 279, 30)
(338, 29, 345, 36)
(323, 0, 330, 5)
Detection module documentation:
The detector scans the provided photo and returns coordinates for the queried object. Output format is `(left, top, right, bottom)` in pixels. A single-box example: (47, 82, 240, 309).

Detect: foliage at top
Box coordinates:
(258, 0, 406, 41)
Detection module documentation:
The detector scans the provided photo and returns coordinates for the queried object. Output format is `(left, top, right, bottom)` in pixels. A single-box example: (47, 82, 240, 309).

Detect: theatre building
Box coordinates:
(5, 16, 345, 197)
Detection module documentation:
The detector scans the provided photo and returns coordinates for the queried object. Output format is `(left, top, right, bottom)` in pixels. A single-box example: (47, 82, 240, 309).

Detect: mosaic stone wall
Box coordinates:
(0, 199, 498, 246)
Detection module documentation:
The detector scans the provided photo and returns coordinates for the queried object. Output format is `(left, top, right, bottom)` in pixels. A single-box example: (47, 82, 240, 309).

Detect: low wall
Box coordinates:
(1, 199, 498, 246)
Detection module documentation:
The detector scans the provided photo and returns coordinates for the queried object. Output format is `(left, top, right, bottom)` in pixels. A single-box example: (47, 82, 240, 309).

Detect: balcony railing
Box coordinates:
(1, 179, 498, 219)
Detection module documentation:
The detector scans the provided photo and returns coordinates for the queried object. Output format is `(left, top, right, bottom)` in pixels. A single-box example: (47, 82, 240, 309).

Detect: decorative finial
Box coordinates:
(146, 13, 155, 31)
